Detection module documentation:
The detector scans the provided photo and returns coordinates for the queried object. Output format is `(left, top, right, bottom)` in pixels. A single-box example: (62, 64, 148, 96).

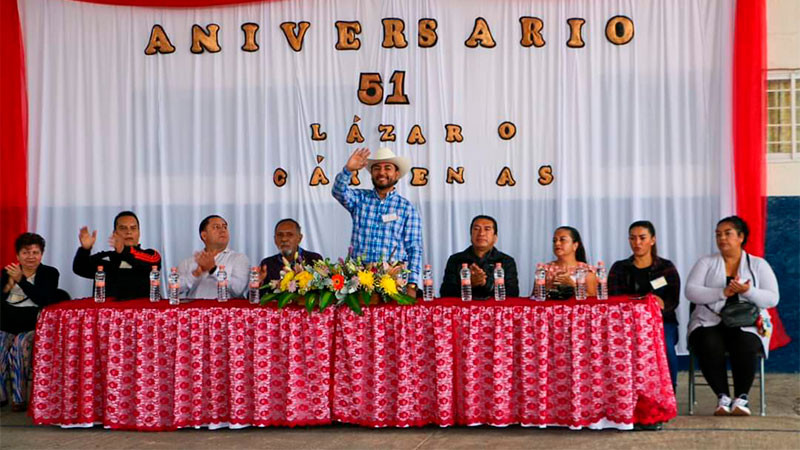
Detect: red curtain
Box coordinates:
(0, 0, 28, 265)
(733, 0, 790, 350)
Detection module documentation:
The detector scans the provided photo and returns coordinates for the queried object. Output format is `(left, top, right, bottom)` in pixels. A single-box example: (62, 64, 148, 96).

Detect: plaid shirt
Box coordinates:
(333, 168, 423, 285)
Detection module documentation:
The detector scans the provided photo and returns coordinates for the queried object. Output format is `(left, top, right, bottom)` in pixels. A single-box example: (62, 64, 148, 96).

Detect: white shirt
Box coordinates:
(686, 251, 779, 356)
(177, 248, 250, 299)
(6, 273, 37, 308)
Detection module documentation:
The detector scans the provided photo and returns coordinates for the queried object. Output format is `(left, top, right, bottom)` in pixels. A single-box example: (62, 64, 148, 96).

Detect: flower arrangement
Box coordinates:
(260, 255, 416, 314)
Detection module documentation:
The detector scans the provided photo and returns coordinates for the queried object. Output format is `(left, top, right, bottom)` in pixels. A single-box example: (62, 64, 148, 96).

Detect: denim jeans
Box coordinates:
(663, 322, 679, 392)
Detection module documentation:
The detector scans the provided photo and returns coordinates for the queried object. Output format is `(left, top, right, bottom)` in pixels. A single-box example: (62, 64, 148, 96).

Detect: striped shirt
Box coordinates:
(332, 168, 423, 285)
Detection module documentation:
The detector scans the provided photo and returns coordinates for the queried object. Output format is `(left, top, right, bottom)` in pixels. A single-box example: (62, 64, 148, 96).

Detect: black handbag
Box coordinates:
(719, 254, 759, 328)
(719, 301, 759, 327)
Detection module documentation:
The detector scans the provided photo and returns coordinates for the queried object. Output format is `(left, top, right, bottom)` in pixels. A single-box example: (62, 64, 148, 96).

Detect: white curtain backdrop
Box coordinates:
(19, 0, 736, 354)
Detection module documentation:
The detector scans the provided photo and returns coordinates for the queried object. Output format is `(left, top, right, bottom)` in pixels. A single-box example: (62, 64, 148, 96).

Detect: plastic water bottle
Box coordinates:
(533, 263, 547, 301)
(460, 263, 472, 302)
(596, 261, 608, 300)
(217, 265, 229, 302)
(575, 267, 587, 300)
(149, 265, 161, 302)
(422, 264, 435, 302)
(168, 267, 180, 306)
(493, 263, 506, 301)
(248, 266, 260, 305)
(94, 265, 106, 303)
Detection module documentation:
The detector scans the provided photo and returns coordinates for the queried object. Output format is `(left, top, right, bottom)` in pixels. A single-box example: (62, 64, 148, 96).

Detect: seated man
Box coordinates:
(177, 215, 250, 299)
(260, 219, 323, 288)
(439, 215, 519, 299)
(73, 211, 161, 300)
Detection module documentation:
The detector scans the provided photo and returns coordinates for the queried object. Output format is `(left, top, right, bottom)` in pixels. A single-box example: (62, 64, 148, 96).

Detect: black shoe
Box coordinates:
(634, 422, 664, 431)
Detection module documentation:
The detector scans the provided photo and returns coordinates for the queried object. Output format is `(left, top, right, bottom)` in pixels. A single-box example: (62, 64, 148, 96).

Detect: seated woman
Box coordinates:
(1, 233, 61, 412)
(535, 226, 596, 297)
(608, 221, 681, 393)
(686, 216, 779, 416)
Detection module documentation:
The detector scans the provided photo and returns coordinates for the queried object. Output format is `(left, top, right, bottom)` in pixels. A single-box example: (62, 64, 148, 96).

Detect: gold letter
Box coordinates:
(346, 123, 365, 143)
(410, 168, 429, 186)
(335, 21, 362, 50)
(605, 16, 634, 45)
(310, 167, 330, 186)
(445, 124, 463, 143)
(191, 24, 221, 54)
(407, 125, 427, 145)
(465, 18, 496, 48)
(379, 124, 397, 142)
(538, 165, 554, 185)
(144, 25, 175, 55)
(520, 17, 545, 48)
(566, 18, 585, 48)
(446, 167, 465, 184)
(310, 123, 327, 141)
(273, 168, 288, 187)
(241, 23, 259, 52)
(382, 19, 408, 49)
(280, 21, 310, 52)
(496, 167, 517, 186)
(498, 122, 517, 140)
(418, 19, 438, 48)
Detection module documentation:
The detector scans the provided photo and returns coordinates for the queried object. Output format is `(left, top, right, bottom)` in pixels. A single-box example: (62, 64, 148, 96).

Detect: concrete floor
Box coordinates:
(1, 372, 798, 450)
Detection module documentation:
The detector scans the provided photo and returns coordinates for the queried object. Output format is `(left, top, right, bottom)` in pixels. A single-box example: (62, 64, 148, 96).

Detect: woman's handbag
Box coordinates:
(720, 301, 759, 328)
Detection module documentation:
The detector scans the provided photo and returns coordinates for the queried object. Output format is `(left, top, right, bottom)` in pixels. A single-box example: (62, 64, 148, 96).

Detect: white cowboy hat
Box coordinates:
(367, 147, 411, 179)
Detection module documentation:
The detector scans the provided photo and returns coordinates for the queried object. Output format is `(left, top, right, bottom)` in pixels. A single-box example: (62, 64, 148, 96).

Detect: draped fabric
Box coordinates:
(8, 0, 784, 353)
(31, 296, 676, 430)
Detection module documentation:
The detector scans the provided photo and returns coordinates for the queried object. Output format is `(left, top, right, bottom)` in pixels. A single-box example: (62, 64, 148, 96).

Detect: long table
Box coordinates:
(31, 296, 676, 430)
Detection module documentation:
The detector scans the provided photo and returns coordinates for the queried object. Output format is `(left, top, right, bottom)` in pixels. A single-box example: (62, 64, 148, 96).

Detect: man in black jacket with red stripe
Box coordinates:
(73, 211, 161, 300)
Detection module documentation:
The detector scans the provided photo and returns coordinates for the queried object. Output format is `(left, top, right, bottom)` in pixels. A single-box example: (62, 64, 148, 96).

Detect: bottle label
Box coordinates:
(536, 279, 545, 285)
(423, 279, 433, 286)
(250, 282, 259, 289)
(95, 281, 105, 287)
(460, 279, 470, 286)
(218, 281, 228, 287)
(151, 280, 160, 286)
(495, 278, 504, 284)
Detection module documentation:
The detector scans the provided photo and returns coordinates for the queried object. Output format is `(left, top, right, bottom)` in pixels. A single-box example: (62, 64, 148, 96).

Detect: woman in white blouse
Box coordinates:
(686, 216, 779, 416)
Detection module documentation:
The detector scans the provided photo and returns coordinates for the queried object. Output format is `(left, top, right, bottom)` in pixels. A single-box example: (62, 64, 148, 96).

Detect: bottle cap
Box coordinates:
(461, 263, 468, 268)
(152, 265, 158, 270)
(97, 265, 103, 271)
(251, 266, 258, 271)
(424, 264, 431, 270)
(597, 260, 604, 266)
(171, 267, 177, 272)
(219, 265, 225, 270)
(495, 262, 502, 268)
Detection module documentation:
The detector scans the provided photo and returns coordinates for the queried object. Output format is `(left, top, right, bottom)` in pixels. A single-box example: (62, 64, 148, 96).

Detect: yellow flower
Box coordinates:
(295, 271, 313, 289)
(279, 271, 295, 291)
(379, 275, 398, 296)
(357, 271, 374, 289)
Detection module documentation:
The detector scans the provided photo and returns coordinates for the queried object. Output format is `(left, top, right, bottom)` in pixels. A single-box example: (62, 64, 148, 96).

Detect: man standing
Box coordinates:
(73, 211, 161, 300)
(440, 215, 519, 299)
(177, 215, 250, 299)
(332, 147, 422, 295)
(259, 218, 323, 286)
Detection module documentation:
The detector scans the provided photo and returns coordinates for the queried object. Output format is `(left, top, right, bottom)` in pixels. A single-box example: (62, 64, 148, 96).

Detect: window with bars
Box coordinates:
(767, 71, 799, 161)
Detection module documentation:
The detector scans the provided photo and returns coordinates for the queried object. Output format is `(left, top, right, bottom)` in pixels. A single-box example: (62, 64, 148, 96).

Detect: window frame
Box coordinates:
(767, 70, 799, 162)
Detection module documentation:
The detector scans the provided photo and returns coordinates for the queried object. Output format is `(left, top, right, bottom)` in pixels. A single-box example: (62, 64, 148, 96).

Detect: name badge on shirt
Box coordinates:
(382, 213, 399, 223)
(650, 276, 667, 290)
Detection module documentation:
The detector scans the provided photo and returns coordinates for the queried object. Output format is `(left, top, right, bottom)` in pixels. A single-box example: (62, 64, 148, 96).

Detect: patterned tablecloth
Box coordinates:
(31, 296, 675, 430)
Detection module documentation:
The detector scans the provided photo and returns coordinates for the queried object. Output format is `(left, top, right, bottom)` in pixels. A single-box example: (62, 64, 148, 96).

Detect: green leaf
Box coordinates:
(305, 293, 317, 314)
(319, 291, 334, 312)
(345, 294, 363, 315)
(260, 292, 278, 305)
(391, 293, 416, 306)
(277, 292, 297, 308)
(360, 290, 371, 307)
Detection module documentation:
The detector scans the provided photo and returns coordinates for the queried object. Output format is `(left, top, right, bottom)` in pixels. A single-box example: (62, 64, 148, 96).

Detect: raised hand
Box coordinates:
(194, 251, 216, 273)
(79, 226, 98, 250)
(108, 232, 124, 253)
(345, 147, 371, 172)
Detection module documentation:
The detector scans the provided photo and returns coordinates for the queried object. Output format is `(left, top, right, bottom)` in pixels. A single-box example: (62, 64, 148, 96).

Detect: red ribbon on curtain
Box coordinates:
(0, 0, 28, 265)
(733, 0, 790, 350)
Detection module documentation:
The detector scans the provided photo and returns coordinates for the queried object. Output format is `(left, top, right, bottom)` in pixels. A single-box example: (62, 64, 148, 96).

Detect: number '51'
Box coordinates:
(357, 71, 409, 105)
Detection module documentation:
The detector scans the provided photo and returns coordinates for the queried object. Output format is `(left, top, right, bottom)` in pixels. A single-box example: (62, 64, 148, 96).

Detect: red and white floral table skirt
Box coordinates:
(31, 296, 676, 430)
